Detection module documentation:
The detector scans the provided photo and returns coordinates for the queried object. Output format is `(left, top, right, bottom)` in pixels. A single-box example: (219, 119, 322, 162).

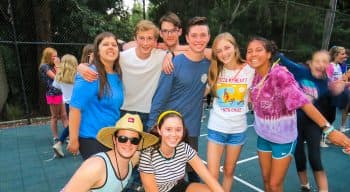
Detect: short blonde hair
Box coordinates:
(134, 20, 159, 39)
(55, 54, 78, 84)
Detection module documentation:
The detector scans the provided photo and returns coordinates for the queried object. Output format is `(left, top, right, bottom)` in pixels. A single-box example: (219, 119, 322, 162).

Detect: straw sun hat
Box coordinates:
(97, 113, 159, 150)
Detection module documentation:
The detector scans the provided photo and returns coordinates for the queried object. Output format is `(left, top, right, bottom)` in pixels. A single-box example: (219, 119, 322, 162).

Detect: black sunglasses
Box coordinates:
(116, 135, 141, 145)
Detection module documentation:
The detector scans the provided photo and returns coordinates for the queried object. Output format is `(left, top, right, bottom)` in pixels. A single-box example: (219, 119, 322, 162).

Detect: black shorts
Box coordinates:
(169, 180, 192, 192)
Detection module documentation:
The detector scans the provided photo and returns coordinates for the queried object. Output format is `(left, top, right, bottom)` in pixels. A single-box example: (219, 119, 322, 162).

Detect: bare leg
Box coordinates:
(258, 151, 272, 192)
(269, 156, 292, 192)
(207, 141, 224, 180)
(222, 145, 243, 192)
(313, 171, 328, 191)
(49, 104, 59, 138)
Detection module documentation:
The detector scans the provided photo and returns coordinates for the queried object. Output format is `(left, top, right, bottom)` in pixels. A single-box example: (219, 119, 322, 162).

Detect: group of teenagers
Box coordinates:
(38, 11, 350, 192)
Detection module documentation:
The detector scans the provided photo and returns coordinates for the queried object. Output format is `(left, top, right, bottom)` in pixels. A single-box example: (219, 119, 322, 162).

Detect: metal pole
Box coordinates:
(8, 0, 31, 123)
(322, 0, 337, 49)
(281, 0, 289, 50)
(142, 0, 146, 19)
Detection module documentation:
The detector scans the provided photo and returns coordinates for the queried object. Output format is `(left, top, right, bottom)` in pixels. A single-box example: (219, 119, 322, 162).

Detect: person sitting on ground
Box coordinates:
(62, 113, 158, 192)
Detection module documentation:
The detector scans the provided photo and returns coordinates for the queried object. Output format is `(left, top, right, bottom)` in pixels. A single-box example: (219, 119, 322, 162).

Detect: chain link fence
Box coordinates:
(0, 0, 349, 122)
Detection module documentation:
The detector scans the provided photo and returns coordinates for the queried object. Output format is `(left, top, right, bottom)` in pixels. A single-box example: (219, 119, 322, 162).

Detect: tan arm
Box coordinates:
(188, 155, 224, 192)
(140, 172, 159, 192)
(67, 107, 81, 154)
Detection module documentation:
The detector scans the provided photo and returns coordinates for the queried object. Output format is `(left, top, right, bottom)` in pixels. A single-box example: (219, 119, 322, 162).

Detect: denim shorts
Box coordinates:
(257, 136, 296, 159)
(207, 129, 246, 146)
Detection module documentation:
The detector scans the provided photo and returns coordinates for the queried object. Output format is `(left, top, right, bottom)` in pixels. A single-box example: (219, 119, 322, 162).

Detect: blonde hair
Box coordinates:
(329, 46, 345, 63)
(134, 20, 159, 39)
(40, 47, 57, 67)
(55, 54, 78, 84)
(208, 32, 245, 97)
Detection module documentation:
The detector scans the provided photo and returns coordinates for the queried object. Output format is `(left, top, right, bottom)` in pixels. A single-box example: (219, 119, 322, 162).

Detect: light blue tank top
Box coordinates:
(91, 152, 132, 192)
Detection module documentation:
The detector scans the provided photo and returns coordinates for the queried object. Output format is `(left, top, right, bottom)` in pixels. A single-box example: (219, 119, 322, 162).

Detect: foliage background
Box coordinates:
(0, 0, 349, 121)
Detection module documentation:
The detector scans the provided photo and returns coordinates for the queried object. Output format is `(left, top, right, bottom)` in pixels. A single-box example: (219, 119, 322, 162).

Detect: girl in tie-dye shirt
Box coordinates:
(246, 37, 350, 192)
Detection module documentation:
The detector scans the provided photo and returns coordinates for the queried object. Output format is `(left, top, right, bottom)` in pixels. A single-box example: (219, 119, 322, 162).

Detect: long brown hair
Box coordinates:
(208, 32, 245, 97)
(92, 32, 122, 99)
(80, 44, 94, 63)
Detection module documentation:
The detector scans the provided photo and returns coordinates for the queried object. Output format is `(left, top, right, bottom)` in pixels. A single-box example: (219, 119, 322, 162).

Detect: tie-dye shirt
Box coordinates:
(250, 65, 309, 144)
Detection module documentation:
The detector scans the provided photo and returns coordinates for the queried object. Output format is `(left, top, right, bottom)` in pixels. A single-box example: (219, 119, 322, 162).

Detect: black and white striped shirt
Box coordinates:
(139, 142, 196, 192)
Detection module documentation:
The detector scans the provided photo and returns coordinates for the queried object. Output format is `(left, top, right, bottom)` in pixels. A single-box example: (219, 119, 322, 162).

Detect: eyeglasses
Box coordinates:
(161, 28, 179, 35)
(116, 135, 141, 145)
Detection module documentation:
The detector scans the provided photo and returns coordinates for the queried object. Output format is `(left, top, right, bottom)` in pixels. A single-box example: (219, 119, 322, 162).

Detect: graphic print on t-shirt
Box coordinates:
(217, 83, 247, 112)
(300, 79, 318, 102)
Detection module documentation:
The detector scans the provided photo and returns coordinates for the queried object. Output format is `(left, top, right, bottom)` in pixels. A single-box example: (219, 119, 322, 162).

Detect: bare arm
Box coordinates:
(140, 172, 159, 192)
(301, 103, 350, 149)
(67, 107, 81, 154)
(188, 155, 224, 192)
(162, 52, 174, 75)
(63, 157, 104, 192)
(46, 70, 56, 80)
(77, 63, 98, 82)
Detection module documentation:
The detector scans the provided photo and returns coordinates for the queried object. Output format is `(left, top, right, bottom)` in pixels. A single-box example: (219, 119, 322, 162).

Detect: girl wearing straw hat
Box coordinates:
(62, 113, 158, 192)
(139, 110, 224, 192)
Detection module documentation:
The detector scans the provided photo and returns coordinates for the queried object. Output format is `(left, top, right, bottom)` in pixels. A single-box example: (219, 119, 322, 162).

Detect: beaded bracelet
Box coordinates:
(323, 125, 335, 138)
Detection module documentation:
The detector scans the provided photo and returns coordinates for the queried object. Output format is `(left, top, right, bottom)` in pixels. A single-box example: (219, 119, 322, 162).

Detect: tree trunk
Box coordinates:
(32, 0, 52, 114)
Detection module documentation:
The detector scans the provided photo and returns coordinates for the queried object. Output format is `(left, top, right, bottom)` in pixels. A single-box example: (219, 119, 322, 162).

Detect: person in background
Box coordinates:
(67, 32, 124, 160)
(277, 50, 347, 191)
(52, 54, 78, 157)
(62, 113, 158, 192)
(80, 44, 94, 64)
(206, 32, 255, 191)
(139, 110, 224, 192)
(327, 46, 349, 133)
(39, 47, 69, 144)
(246, 36, 350, 192)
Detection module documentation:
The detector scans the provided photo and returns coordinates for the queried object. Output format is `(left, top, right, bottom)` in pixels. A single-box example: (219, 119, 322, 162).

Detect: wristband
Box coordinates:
(323, 125, 335, 138)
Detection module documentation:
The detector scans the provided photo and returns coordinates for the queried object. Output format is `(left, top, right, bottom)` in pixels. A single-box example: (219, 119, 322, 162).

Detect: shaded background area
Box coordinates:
(0, 0, 349, 122)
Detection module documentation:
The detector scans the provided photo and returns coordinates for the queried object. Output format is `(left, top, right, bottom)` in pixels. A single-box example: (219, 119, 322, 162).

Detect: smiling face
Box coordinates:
(246, 40, 271, 72)
(309, 51, 330, 79)
(335, 49, 348, 64)
(98, 36, 119, 66)
(160, 21, 182, 48)
(113, 129, 139, 159)
(135, 29, 157, 59)
(186, 25, 210, 54)
(158, 116, 184, 149)
(214, 39, 236, 66)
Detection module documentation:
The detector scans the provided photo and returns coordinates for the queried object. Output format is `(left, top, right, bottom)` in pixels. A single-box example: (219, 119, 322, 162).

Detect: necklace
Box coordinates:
(158, 147, 175, 159)
(113, 145, 124, 190)
(254, 59, 279, 98)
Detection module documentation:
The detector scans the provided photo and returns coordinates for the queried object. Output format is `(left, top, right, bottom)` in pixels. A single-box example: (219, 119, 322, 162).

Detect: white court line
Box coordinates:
(202, 159, 263, 192)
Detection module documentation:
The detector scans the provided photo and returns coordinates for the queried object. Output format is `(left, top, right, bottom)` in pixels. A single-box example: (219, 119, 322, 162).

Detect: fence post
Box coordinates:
(8, 0, 31, 124)
(322, 0, 337, 49)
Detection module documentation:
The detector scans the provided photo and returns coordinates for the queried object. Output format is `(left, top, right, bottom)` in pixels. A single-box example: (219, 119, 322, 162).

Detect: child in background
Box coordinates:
(52, 54, 78, 157)
(39, 47, 69, 145)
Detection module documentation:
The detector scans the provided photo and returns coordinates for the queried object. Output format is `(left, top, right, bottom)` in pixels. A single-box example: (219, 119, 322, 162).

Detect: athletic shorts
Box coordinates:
(169, 180, 192, 192)
(208, 129, 246, 146)
(46, 95, 63, 105)
(257, 136, 296, 159)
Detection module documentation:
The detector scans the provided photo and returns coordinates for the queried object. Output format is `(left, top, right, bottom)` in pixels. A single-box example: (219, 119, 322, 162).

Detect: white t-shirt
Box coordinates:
(52, 80, 73, 104)
(207, 64, 255, 133)
(119, 48, 166, 113)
